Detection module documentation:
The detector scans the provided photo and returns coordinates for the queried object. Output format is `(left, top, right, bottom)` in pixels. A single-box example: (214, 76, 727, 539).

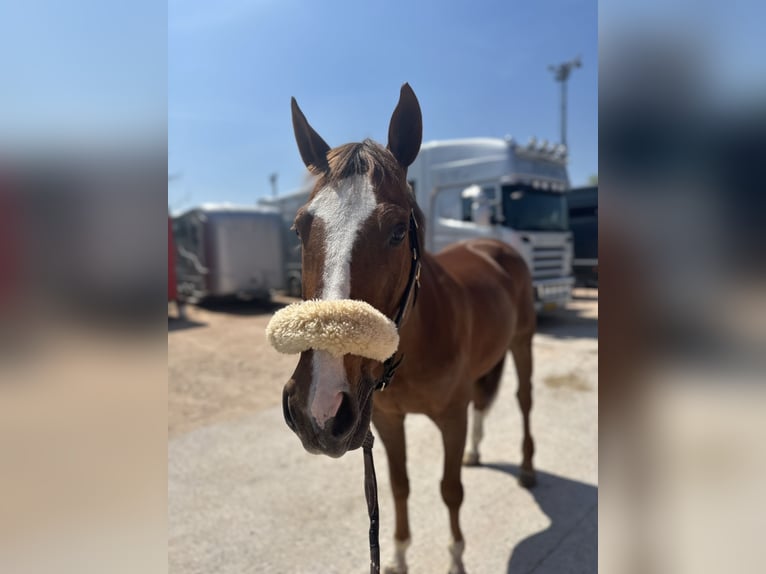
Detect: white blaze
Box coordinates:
(309, 350, 346, 427)
(308, 175, 378, 300)
(306, 175, 377, 428)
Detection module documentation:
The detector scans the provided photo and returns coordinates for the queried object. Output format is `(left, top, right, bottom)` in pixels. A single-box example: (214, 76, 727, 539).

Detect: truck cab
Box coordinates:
(407, 137, 574, 311)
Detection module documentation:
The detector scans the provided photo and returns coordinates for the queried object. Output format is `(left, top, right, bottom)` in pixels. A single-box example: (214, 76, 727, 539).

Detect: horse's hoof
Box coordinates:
(462, 451, 480, 466)
(518, 468, 537, 488)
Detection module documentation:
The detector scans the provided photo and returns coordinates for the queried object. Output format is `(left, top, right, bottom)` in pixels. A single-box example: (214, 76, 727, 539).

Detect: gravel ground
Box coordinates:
(168, 295, 298, 438)
(169, 290, 598, 573)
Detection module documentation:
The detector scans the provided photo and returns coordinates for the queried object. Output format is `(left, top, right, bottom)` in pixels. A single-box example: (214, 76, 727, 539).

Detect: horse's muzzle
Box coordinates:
(282, 380, 362, 458)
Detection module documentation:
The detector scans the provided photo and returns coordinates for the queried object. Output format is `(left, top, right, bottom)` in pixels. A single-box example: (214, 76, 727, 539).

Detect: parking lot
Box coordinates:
(169, 290, 597, 573)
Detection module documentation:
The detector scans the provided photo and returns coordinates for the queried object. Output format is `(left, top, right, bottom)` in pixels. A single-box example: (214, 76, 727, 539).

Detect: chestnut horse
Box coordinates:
(281, 84, 536, 574)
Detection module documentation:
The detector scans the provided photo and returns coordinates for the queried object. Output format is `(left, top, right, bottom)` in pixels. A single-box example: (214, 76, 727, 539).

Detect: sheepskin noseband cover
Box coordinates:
(265, 299, 399, 362)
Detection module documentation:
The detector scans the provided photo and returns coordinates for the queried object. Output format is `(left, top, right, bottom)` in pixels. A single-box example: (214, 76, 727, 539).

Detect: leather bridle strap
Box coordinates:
(364, 209, 421, 574)
(391, 209, 422, 329)
(374, 209, 421, 392)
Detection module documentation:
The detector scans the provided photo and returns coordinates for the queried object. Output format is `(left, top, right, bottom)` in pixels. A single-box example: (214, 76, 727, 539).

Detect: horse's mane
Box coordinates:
(321, 139, 403, 189)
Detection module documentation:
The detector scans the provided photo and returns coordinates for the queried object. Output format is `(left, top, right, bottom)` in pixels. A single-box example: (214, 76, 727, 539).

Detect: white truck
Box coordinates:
(407, 137, 574, 311)
(263, 136, 574, 310)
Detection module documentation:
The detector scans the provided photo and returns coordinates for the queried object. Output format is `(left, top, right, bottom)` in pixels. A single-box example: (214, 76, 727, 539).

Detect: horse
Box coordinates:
(276, 84, 536, 574)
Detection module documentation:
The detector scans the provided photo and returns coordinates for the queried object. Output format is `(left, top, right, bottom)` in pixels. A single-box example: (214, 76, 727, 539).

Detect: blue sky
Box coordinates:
(0, 0, 165, 144)
(168, 0, 598, 209)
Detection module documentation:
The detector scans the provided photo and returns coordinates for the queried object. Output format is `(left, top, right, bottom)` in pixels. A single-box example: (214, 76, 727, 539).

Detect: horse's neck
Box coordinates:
(401, 252, 465, 349)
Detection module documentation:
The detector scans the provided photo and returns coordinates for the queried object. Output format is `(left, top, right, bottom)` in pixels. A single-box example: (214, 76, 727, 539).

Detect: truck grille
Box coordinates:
(532, 246, 566, 280)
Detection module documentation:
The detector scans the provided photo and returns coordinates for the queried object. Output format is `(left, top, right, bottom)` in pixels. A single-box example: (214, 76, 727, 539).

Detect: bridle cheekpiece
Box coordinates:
(375, 209, 421, 391)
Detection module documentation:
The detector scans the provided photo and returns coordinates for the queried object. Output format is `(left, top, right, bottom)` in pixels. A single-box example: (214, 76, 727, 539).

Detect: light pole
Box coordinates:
(548, 57, 582, 149)
(269, 172, 278, 198)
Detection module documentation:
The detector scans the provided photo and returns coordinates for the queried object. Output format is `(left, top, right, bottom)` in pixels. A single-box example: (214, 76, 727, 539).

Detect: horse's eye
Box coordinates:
(390, 224, 407, 246)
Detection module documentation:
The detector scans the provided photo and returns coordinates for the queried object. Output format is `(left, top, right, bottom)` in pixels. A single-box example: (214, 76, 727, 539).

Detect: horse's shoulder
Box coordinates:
(434, 239, 526, 272)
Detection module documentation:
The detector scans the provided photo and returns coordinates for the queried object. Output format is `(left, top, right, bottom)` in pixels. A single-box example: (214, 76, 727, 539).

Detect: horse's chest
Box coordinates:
(377, 331, 471, 414)
(375, 369, 467, 416)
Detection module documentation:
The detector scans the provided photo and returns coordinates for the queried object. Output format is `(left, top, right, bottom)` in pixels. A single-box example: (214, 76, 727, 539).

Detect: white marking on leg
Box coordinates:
(448, 539, 465, 574)
(384, 537, 410, 574)
(464, 406, 485, 465)
(306, 175, 377, 427)
(470, 407, 485, 455)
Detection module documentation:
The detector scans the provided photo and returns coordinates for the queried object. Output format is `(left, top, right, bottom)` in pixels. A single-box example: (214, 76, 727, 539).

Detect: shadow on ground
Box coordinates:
(536, 306, 597, 340)
(168, 316, 206, 332)
(480, 463, 597, 574)
(196, 297, 287, 316)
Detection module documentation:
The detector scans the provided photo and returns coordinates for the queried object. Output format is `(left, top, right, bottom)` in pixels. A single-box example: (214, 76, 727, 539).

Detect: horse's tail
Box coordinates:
(472, 355, 506, 411)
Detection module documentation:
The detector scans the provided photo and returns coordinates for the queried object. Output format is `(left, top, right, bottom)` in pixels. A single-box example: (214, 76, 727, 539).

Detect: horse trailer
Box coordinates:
(172, 204, 285, 301)
(407, 137, 575, 311)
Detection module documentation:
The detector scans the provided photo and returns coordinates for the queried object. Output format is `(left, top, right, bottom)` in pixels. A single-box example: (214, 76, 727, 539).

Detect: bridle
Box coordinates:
(375, 208, 422, 392)
(363, 208, 421, 574)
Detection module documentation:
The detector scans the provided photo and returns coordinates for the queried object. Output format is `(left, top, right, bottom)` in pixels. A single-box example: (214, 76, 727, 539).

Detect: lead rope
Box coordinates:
(363, 210, 421, 574)
(363, 432, 380, 574)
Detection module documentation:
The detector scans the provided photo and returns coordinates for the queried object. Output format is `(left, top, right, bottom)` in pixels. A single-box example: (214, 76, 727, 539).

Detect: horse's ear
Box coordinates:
(291, 97, 331, 175)
(387, 83, 422, 169)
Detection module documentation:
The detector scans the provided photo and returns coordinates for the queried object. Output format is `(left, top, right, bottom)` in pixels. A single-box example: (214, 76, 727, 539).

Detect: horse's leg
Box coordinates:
(434, 407, 469, 574)
(373, 410, 411, 574)
(463, 357, 506, 466)
(511, 336, 536, 487)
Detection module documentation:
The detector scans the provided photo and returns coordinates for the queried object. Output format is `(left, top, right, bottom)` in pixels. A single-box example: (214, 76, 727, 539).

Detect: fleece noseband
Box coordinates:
(265, 209, 421, 390)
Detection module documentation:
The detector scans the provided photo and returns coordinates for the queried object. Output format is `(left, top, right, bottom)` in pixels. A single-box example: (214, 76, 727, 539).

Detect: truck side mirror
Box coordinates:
(461, 185, 491, 226)
(472, 201, 491, 226)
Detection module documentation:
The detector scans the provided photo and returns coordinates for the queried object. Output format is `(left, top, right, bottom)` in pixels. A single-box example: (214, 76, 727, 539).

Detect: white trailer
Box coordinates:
(407, 137, 574, 311)
(172, 204, 286, 301)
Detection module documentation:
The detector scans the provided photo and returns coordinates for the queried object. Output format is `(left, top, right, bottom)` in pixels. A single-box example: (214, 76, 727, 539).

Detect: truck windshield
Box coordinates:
(501, 185, 569, 232)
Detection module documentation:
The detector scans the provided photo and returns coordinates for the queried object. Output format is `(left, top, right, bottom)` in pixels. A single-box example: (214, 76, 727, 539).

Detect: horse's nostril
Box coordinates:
(282, 386, 297, 432)
(330, 392, 356, 438)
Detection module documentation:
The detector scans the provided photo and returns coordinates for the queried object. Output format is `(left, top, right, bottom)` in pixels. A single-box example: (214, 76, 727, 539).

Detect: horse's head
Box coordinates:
(274, 84, 425, 457)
